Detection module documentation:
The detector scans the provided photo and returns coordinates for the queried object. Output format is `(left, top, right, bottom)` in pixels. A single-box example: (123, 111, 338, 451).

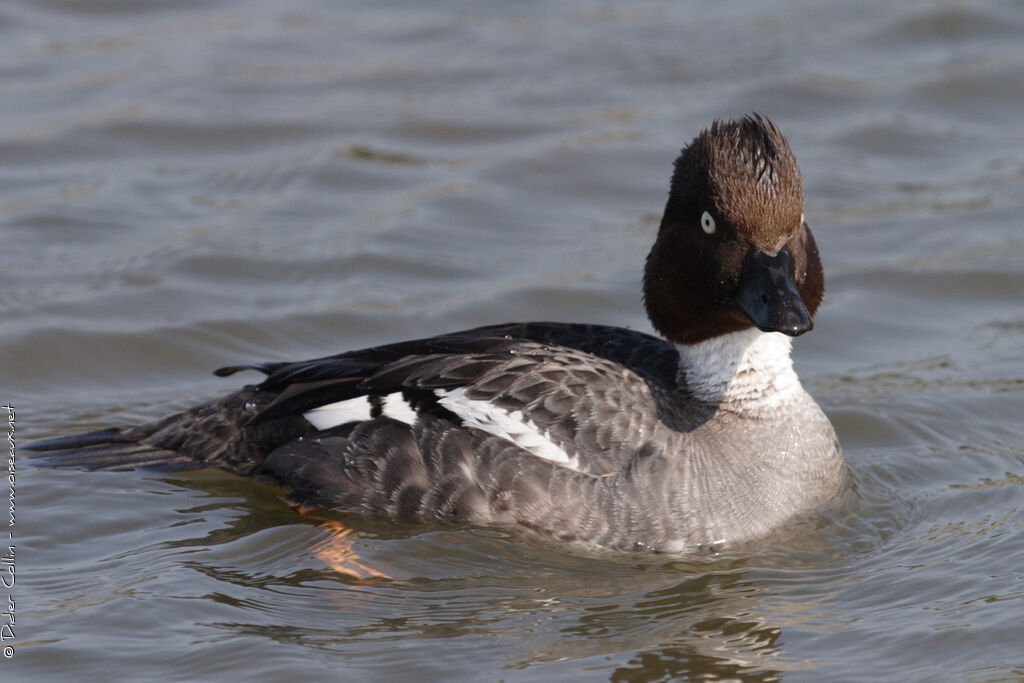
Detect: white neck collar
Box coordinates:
(676, 328, 803, 412)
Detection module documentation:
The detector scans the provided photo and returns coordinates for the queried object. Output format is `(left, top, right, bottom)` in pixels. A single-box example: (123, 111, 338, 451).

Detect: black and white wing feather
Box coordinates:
(248, 323, 680, 476)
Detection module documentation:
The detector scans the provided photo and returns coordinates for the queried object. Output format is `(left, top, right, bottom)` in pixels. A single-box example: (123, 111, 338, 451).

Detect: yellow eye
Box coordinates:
(700, 210, 716, 235)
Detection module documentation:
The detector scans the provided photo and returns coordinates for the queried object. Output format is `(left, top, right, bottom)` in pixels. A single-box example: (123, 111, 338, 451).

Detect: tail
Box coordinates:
(28, 386, 310, 474)
(27, 426, 198, 471)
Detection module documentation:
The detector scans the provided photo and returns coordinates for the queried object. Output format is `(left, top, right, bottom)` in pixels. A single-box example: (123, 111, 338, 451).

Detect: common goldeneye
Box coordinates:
(30, 115, 852, 553)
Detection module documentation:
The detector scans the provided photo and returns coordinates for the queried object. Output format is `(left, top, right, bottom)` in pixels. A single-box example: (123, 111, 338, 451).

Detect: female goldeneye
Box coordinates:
(30, 115, 852, 553)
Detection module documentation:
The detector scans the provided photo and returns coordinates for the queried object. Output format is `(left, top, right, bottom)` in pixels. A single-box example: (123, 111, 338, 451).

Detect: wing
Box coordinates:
(244, 323, 681, 477)
(30, 322, 685, 528)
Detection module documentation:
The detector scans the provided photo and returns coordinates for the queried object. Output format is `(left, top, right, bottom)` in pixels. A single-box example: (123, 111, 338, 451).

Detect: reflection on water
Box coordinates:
(7, 0, 1024, 680)
(24, 464, 897, 679)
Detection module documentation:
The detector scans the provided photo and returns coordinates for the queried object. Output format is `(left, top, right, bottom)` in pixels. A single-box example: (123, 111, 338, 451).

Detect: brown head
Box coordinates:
(643, 115, 824, 345)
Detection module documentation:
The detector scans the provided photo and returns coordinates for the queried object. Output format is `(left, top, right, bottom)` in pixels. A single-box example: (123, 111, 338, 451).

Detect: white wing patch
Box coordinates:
(303, 387, 581, 473)
(304, 396, 370, 430)
(379, 393, 419, 425)
(436, 387, 580, 471)
(303, 392, 417, 430)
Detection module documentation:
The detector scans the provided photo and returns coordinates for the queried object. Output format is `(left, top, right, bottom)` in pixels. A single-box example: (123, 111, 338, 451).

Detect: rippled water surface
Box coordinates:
(5, 0, 1024, 680)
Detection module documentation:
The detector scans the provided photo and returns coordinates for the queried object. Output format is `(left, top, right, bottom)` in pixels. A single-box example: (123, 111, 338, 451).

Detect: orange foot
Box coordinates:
(295, 505, 391, 580)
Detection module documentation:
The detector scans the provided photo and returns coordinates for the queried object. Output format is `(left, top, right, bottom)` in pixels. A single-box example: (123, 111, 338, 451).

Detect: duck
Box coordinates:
(29, 114, 852, 553)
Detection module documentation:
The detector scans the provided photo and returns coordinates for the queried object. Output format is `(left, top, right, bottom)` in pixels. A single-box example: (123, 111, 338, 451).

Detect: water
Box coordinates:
(4, 0, 1024, 679)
